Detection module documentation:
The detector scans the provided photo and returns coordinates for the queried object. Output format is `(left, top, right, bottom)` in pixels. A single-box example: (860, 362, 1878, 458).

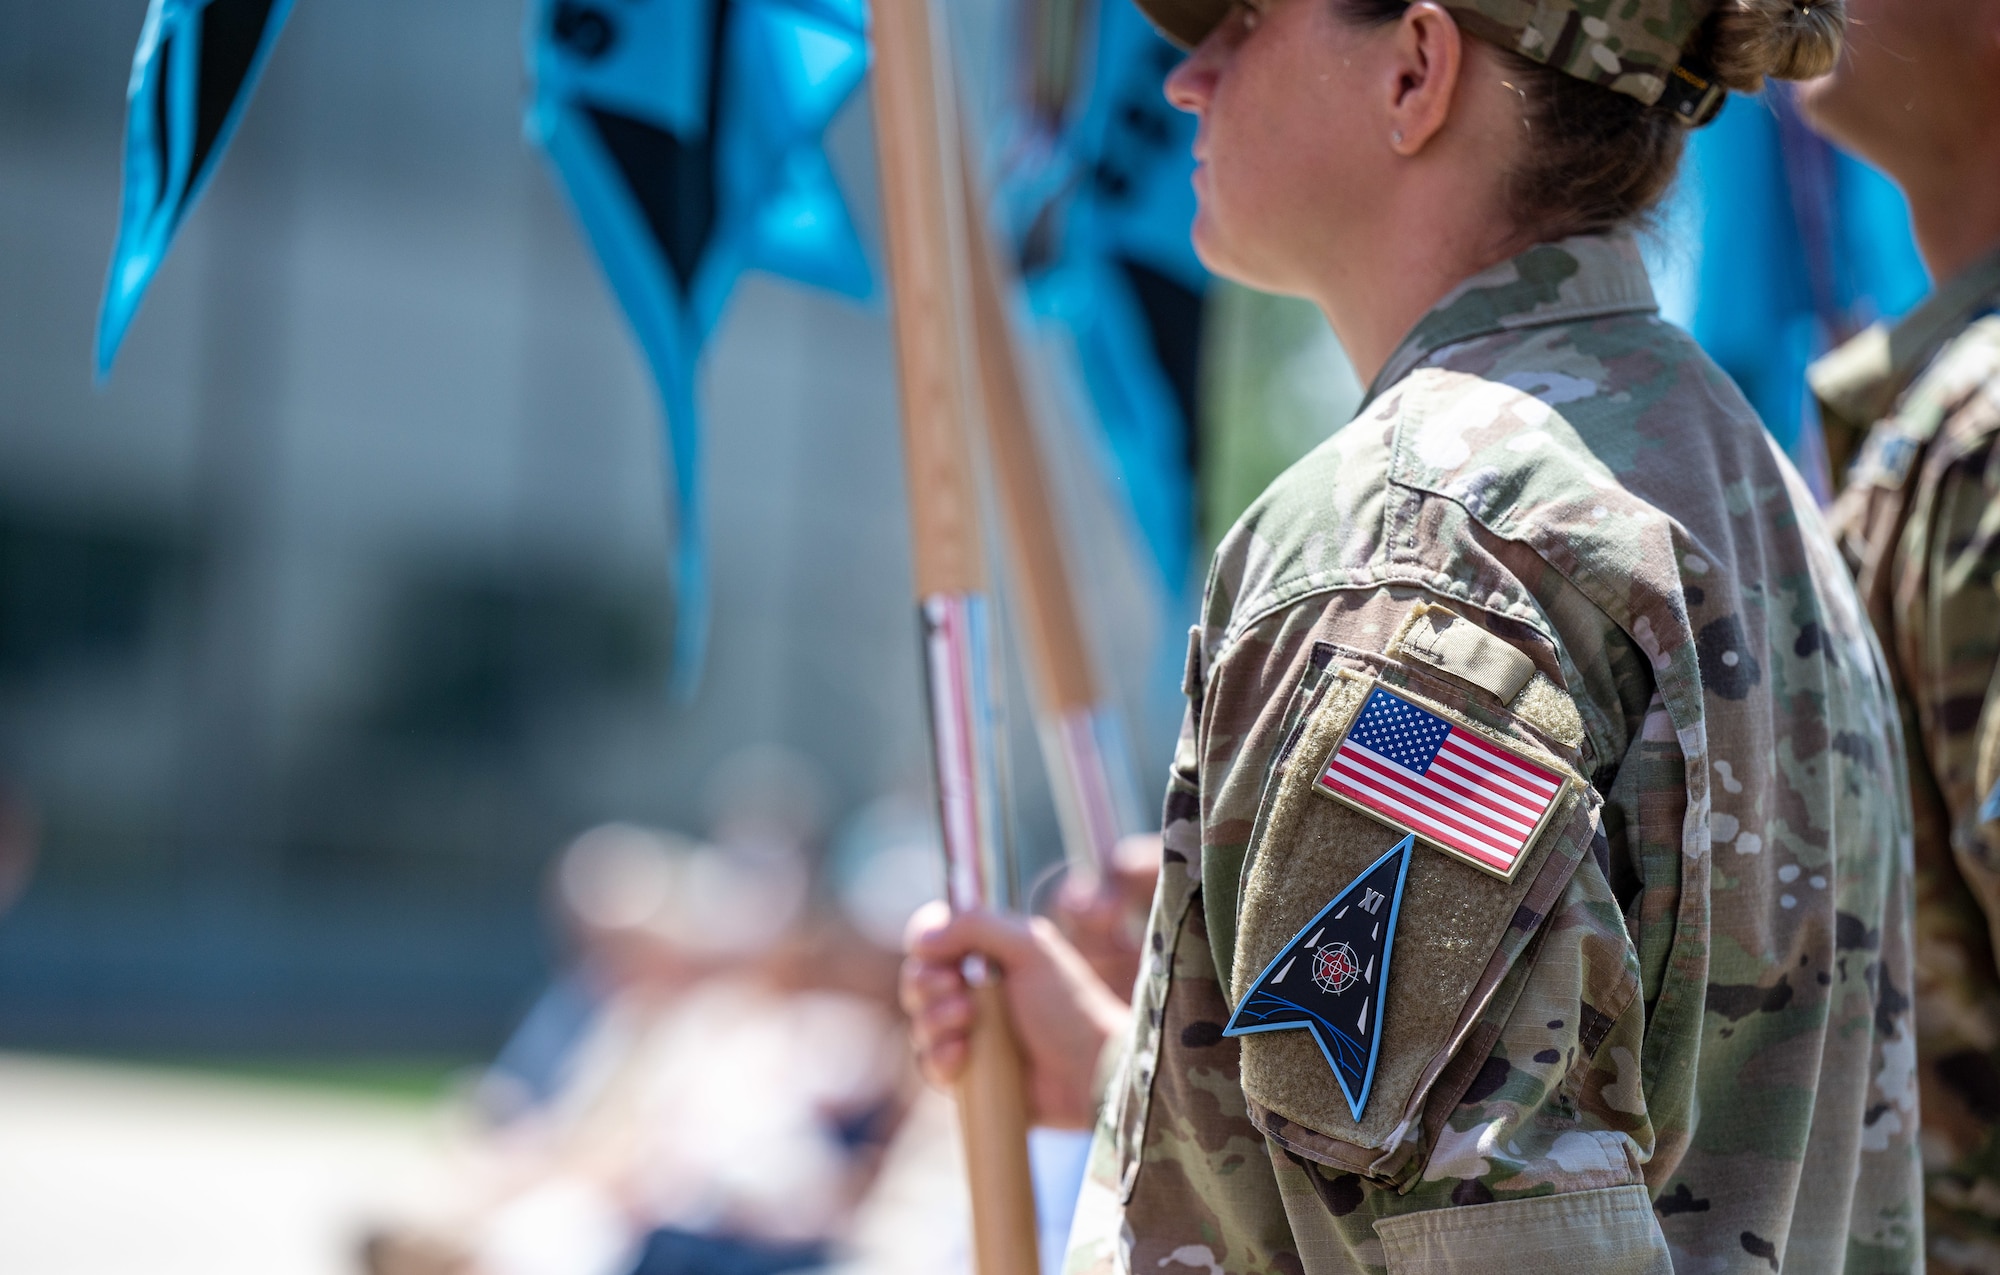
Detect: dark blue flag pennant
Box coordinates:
(1224, 834, 1413, 1121)
(98, 0, 298, 375)
(527, 0, 872, 697)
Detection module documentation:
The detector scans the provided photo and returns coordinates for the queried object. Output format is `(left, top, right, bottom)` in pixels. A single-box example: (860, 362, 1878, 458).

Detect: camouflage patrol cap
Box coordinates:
(1139, 0, 1728, 123)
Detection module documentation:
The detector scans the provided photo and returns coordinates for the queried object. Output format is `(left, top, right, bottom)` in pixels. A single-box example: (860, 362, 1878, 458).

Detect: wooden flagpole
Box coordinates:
(959, 153, 1124, 885)
(866, 0, 1042, 1268)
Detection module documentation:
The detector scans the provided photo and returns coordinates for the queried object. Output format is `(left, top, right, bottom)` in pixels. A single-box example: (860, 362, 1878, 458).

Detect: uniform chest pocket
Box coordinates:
(1228, 658, 1599, 1187)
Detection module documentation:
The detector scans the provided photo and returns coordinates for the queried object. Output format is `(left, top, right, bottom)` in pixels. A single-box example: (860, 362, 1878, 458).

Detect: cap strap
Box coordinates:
(1656, 52, 1727, 127)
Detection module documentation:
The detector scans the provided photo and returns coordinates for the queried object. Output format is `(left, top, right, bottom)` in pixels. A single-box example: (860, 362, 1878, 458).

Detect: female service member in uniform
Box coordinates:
(903, 0, 1925, 1270)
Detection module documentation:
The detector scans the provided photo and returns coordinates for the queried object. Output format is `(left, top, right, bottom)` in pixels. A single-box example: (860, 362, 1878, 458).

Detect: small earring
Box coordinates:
(1391, 129, 1404, 145)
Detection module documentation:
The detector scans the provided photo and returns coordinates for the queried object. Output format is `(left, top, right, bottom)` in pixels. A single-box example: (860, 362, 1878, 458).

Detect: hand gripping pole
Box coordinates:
(867, 0, 1042, 1267)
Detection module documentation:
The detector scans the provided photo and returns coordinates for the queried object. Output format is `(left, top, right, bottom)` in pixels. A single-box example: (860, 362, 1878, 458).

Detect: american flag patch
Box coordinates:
(1315, 686, 1566, 879)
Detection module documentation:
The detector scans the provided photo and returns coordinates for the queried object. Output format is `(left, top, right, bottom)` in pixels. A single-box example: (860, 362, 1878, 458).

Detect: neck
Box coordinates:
(1305, 210, 1526, 386)
(1901, 148, 2000, 285)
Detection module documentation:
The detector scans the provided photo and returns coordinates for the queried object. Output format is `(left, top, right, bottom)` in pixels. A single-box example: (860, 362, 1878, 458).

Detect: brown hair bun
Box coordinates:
(1707, 0, 1846, 92)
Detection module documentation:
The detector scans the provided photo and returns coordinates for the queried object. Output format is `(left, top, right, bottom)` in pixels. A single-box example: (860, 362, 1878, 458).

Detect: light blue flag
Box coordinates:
(1651, 88, 1928, 491)
(527, 0, 873, 698)
(1002, 0, 1208, 604)
(97, 0, 298, 376)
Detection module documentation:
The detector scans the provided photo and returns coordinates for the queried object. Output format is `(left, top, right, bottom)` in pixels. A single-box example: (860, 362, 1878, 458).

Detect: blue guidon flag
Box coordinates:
(98, 0, 298, 375)
(1224, 835, 1413, 1121)
(525, 0, 872, 698)
(1316, 686, 1566, 881)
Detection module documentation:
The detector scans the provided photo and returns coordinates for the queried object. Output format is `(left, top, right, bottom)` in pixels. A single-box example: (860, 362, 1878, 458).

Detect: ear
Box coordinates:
(1384, 1, 1464, 155)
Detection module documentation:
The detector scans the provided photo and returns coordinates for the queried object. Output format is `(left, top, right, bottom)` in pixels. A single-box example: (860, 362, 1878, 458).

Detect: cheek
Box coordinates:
(1219, 91, 1356, 222)
(1202, 53, 1312, 206)
(1190, 16, 1372, 275)
(1844, 0, 1931, 84)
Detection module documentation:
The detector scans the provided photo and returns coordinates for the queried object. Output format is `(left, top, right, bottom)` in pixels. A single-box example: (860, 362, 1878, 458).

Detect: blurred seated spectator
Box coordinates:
(469, 823, 711, 1130)
(364, 750, 920, 1275)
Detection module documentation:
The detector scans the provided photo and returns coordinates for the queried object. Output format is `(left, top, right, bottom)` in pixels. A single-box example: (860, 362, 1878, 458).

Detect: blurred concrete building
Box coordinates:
(0, 0, 1186, 1055)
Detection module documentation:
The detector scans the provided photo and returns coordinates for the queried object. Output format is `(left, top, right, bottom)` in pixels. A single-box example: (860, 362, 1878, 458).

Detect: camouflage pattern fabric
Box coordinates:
(1132, 0, 1720, 110)
(1814, 244, 2000, 1275)
(1066, 234, 1922, 1274)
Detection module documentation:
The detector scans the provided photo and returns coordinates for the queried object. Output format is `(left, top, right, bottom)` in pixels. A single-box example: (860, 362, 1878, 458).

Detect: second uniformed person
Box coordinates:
(1797, 4, 2000, 1267)
(902, 0, 1924, 1269)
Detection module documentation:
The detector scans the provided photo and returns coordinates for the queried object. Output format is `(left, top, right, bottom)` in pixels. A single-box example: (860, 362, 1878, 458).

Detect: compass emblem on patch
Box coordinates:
(1311, 942, 1362, 995)
(1223, 835, 1413, 1120)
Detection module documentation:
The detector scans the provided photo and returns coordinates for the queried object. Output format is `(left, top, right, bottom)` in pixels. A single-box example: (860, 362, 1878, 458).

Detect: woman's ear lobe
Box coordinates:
(1387, 1, 1463, 151)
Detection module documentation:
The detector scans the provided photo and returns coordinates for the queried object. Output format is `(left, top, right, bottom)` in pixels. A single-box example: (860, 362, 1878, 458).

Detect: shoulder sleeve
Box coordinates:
(1188, 586, 1673, 1264)
(1196, 582, 1654, 1174)
(1923, 418, 2000, 891)
(1899, 329, 2000, 886)
(1980, 696, 2000, 863)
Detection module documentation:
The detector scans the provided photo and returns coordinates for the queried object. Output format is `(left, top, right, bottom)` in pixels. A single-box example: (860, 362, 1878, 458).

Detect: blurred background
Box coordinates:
(2, 0, 1173, 1270)
(0, 0, 1934, 1271)
(1, 0, 936, 1059)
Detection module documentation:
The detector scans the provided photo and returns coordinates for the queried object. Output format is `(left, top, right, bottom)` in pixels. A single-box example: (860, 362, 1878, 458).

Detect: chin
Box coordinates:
(1189, 209, 1253, 286)
(1188, 211, 1229, 274)
(1793, 74, 1879, 168)
(1791, 76, 1839, 133)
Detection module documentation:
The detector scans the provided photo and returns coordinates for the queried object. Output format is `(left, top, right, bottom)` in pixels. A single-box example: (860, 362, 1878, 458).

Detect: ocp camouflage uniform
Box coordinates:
(1813, 245, 2000, 1274)
(1065, 236, 1922, 1273)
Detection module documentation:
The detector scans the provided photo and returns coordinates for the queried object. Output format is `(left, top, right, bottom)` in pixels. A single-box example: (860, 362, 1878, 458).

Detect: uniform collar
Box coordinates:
(1809, 241, 2000, 431)
(1366, 233, 1658, 402)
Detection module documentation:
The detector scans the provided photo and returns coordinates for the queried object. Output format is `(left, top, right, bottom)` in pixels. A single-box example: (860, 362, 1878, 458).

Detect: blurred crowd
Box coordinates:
(357, 747, 1158, 1275)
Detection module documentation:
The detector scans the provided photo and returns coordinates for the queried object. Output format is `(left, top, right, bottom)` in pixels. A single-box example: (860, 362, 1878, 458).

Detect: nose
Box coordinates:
(1165, 8, 1241, 114)
(1164, 49, 1210, 114)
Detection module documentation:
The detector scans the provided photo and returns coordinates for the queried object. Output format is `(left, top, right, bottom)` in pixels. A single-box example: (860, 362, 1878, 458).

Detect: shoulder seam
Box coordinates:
(1212, 572, 1557, 672)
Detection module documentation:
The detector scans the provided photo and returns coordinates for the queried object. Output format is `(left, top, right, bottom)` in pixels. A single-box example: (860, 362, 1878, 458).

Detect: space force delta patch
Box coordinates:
(1223, 671, 1588, 1140)
(1224, 836, 1412, 1120)
(1315, 686, 1567, 880)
